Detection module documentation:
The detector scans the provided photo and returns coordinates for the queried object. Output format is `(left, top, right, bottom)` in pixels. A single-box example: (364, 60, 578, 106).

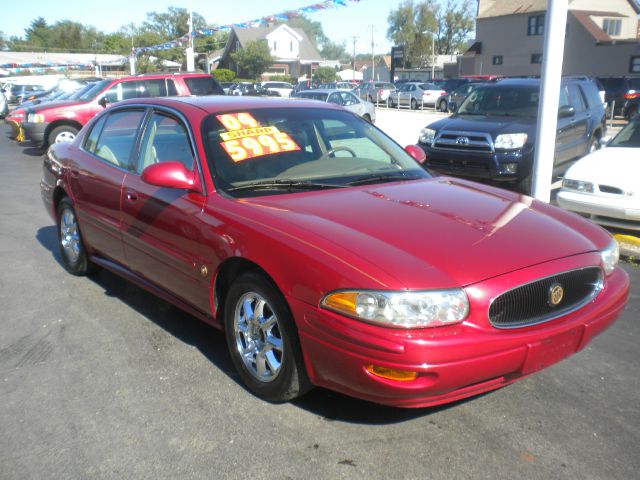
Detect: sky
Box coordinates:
(0, 0, 407, 55)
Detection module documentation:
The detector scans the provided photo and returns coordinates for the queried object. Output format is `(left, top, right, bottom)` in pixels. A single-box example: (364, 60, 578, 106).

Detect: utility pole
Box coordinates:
(349, 36, 358, 82)
(369, 25, 375, 82)
(186, 0, 195, 71)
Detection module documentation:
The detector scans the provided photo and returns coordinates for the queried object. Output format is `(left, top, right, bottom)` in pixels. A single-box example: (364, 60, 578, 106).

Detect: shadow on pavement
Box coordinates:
(36, 225, 481, 423)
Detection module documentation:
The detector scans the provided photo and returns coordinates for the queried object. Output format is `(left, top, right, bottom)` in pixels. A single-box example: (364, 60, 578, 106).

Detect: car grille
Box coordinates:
(488, 267, 602, 329)
(428, 157, 490, 173)
(433, 131, 493, 152)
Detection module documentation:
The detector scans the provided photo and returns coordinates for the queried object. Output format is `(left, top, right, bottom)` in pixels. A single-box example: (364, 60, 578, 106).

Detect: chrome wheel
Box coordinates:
(59, 208, 80, 264)
(233, 292, 283, 383)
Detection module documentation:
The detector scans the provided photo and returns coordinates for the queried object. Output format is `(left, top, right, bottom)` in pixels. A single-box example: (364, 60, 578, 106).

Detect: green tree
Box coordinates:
(320, 40, 348, 62)
(0, 31, 7, 51)
(437, 0, 474, 54)
(313, 66, 337, 83)
(231, 40, 273, 79)
(24, 17, 51, 49)
(387, 0, 438, 67)
(211, 68, 235, 82)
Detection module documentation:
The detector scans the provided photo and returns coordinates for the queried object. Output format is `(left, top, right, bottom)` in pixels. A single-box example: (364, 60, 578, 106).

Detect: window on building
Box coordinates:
(531, 53, 543, 64)
(631, 56, 640, 73)
(528, 15, 544, 35)
(492, 55, 503, 65)
(290, 41, 293, 52)
(603, 18, 622, 36)
(273, 41, 277, 51)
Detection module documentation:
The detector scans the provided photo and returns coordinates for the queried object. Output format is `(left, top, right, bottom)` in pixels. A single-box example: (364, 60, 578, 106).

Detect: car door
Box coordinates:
(68, 109, 146, 266)
(120, 109, 210, 312)
(555, 85, 578, 167)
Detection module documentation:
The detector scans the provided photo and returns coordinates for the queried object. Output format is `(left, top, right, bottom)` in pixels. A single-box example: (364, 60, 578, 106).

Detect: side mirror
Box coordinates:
(98, 96, 109, 108)
(558, 105, 575, 118)
(448, 101, 457, 113)
(405, 144, 427, 164)
(141, 161, 199, 191)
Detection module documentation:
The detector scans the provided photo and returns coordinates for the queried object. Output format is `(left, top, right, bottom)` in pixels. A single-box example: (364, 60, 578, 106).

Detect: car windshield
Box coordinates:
(78, 79, 111, 101)
(457, 85, 539, 117)
(202, 108, 430, 197)
(608, 118, 640, 148)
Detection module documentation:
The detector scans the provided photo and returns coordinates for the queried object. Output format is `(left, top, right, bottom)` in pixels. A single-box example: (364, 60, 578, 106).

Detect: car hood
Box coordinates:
(430, 115, 537, 137)
(240, 178, 602, 288)
(565, 147, 640, 193)
(31, 99, 87, 112)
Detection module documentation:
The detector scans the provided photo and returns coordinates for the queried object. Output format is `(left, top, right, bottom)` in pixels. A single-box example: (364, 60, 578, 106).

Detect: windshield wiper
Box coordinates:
(347, 173, 424, 186)
(227, 179, 346, 192)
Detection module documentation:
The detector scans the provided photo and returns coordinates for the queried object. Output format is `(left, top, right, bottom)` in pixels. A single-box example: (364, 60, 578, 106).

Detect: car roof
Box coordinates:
(297, 88, 353, 94)
(115, 95, 345, 113)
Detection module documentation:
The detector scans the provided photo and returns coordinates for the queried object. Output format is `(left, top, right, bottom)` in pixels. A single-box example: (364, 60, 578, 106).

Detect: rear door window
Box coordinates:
(137, 112, 194, 172)
(93, 110, 146, 169)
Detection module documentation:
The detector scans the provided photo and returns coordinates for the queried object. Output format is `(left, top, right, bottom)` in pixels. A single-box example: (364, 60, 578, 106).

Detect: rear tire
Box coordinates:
(224, 272, 311, 402)
(627, 105, 639, 121)
(56, 197, 94, 276)
(362, 114, 372, 123)
(410, 98, 418, 110)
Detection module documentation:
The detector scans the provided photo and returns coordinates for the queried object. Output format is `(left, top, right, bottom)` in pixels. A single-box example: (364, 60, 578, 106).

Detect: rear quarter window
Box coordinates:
(183, 77, 224, 96)
(579, 81, 604, 108)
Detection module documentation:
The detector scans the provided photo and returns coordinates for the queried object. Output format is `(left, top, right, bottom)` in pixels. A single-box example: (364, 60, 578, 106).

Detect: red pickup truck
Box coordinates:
(22, 72, 223, 148)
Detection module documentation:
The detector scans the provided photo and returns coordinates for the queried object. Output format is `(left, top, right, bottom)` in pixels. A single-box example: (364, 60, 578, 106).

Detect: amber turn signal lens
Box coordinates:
(366, 365, 418, 381)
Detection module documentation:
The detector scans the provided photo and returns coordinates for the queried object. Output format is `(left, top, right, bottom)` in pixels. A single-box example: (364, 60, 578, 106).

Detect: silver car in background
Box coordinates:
(387, 82, 446, 110)
(291, 89, 376, 123)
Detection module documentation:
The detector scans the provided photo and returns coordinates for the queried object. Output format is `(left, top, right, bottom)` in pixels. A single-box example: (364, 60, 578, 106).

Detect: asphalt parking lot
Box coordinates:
(0, 122, 638, 480)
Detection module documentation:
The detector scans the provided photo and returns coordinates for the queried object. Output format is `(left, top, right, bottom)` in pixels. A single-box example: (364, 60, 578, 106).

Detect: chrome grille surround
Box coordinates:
(488, 267, 603, 329)
(432, 130, 494, 153)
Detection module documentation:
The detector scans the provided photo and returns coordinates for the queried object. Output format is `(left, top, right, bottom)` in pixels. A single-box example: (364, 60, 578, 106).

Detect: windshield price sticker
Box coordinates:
(217, 112, 300, 162)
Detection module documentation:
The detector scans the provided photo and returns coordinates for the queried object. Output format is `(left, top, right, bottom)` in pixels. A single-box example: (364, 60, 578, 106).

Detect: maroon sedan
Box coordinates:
(40, 96, 629, 408)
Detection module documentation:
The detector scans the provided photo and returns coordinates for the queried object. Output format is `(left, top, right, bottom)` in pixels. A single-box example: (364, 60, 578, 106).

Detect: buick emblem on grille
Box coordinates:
(455, 136, 470, 145)
(548, 283, 564, 306)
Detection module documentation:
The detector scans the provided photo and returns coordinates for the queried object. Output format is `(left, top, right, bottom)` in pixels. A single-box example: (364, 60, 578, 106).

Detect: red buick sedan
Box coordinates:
(40, 96, 629, 408)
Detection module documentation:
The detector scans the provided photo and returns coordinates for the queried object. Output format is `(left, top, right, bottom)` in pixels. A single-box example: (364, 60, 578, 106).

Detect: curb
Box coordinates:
(614, 233, 640, 258)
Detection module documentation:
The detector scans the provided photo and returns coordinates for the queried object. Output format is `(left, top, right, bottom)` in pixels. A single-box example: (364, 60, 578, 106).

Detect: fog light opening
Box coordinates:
(502, 162, 518, 174)
(366, 364, 418, 381)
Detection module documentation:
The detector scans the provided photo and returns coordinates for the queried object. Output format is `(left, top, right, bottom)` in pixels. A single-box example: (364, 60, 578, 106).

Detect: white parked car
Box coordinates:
(291, 89, 376, 123)
(387, 82, 446, 109)
(557, 118, 640, 231)
(260, 81, 294, 97)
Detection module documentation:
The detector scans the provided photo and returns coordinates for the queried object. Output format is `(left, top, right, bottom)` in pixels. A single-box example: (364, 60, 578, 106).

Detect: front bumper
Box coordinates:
(557, 190, 640, 231)
(421, 143, 533, 183)
(22, 121, 49, 147)
(291, 253, 629, 408)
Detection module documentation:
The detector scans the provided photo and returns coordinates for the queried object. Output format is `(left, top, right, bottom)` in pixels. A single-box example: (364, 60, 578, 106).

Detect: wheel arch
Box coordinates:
(213, 257, 284, 328)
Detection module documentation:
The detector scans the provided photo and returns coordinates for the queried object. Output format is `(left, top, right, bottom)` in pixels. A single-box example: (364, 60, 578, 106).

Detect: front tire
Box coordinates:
(438, 99, 448, 112)
(48, 125, 78, 146)
(410, 98, 418, 110)
(56, 197, 93, 276)
(224, 272, 311, 402)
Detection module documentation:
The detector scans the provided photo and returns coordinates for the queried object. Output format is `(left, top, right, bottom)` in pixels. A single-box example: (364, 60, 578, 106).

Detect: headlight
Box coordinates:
(600, 239, 619, 275)
(321, 289, 469, 328)
(419, 127, 436, 145)
(495, 133, 527, 149)
(27, 113, 45, 123)
(562, 178, 594, 193)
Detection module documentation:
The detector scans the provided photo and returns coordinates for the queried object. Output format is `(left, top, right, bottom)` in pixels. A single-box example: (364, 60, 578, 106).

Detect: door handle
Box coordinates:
(125, 190, 138, 203)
